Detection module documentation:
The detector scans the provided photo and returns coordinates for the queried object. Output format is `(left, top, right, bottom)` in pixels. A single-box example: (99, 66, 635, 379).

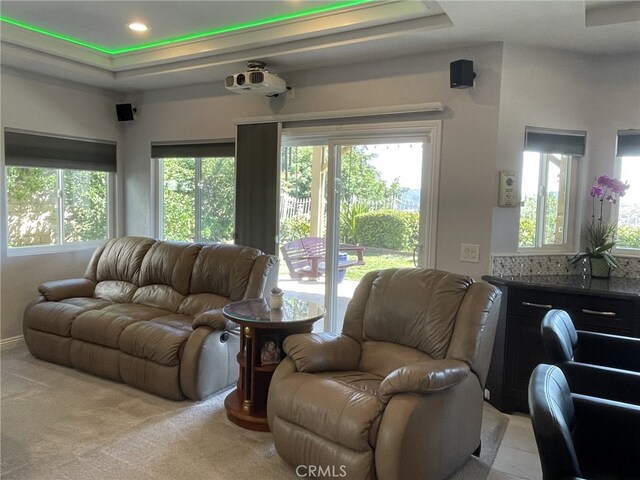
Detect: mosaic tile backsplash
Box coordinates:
(491, 254, 640, 279)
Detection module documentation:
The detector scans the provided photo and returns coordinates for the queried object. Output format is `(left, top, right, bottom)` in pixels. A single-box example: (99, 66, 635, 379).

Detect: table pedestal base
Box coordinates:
(224, 389, 270, 432)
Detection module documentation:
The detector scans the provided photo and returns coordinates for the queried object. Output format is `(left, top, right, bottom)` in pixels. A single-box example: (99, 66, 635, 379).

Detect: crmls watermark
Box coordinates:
(295, 465, 348, 478)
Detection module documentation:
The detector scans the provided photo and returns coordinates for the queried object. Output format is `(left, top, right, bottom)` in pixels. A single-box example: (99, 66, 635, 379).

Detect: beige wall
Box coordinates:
(0, 69, 121, 340)
(1, 43, 638, 341)
(492, 45, 640, 254)
(121, 44, 504, 279)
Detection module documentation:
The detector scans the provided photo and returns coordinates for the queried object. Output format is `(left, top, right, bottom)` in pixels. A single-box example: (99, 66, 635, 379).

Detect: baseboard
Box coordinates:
(0, 335, 25, 350)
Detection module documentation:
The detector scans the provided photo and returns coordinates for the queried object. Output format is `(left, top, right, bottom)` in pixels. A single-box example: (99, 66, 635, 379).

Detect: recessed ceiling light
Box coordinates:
(128, 22, 148, 33)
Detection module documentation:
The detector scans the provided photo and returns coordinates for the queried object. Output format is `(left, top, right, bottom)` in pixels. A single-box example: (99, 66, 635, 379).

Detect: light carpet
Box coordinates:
(1, 345, 508, 480)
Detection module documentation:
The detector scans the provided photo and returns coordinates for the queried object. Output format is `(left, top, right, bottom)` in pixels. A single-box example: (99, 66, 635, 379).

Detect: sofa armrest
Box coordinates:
(283, 333, 361, 373)
(193, 309, 230, 331)
(38, 278, 96, 301)
(378, 359, 470, 403)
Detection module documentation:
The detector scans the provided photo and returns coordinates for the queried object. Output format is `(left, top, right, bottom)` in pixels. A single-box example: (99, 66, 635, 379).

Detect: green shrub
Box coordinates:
(617, 225, 640, 249)
(340, 203, 369, 245)
(280, 216, 311, 245)
(355, 210, 419, 251)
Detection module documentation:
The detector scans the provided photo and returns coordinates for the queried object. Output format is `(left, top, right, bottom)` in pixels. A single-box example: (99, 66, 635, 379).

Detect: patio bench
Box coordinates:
(280, 237, 364, 282)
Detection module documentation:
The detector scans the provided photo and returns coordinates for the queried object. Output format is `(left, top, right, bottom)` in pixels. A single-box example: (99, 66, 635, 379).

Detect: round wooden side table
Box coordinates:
(222, 297, 324, 431)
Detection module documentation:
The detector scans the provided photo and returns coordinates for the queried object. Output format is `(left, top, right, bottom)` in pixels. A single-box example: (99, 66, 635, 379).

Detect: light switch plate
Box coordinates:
(460, 243, 480, 263)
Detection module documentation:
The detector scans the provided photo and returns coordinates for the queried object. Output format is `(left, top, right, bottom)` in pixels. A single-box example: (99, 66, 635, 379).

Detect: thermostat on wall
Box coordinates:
(498, 170, 518, 207)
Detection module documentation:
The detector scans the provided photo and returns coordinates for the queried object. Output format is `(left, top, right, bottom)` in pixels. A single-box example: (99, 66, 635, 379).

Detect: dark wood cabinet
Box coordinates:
(483, 275, 640, 413)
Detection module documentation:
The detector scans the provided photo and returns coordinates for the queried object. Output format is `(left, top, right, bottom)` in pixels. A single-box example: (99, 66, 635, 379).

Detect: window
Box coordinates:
(4, 131, 115, 251)
(519, 153, 571, 248)
(615, 130, 640, 251)
(518, 127, 585, 250)
(154, 143, 235, 243)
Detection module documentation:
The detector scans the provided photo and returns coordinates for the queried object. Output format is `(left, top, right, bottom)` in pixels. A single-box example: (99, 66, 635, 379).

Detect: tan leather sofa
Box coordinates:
(267, 268, 501, 480)
(23, 236, 277, 401)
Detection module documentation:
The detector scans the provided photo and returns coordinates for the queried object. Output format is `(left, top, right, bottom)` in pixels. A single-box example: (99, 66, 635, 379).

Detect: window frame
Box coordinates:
(518, 151, 577, 253)
(155, 155, 236, 243)
(4, 165, 115, 257)
(613, 154, 640, 256)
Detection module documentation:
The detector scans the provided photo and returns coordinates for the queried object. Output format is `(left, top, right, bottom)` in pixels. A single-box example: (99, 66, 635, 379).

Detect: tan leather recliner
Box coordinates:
(267, 268, 501, 480)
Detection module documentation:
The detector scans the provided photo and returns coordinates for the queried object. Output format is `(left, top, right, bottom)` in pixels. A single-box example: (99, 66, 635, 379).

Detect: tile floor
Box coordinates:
(1, 340, 542, 480)
(488, 410, 542, 480)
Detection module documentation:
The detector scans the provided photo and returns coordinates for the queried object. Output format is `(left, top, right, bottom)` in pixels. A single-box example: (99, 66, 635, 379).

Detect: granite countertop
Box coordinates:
(482, 275, 640, 299)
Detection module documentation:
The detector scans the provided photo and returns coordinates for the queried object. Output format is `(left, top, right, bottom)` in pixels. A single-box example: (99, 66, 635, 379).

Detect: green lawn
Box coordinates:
(344, 248, 414, 281)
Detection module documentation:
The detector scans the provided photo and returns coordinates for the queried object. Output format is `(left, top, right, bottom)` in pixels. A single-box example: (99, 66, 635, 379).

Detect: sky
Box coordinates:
(366, 143, 423, 190)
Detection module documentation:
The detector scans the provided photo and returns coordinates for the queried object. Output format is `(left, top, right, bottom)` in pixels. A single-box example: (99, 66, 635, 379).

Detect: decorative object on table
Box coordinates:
(569, 174, 630, 279)
(260, 334, 282, 365)
(270, 287, 284, 309)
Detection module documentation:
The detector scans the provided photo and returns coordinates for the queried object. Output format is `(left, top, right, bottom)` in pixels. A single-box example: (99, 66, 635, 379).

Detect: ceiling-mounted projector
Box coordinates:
(225, 61, 287, 97)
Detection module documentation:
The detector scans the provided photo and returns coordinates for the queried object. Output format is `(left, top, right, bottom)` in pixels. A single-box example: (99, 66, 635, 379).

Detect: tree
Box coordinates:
(161, 159, 196, 241)
(200, 157, 235, 242)
(281, 147, 313, 198)
(280, 145, 411, 245)
(7, 166, 108, 247)
(7, 167, 58, 246)
(160, 157, 235, 243)
(64, 170, 108, 242)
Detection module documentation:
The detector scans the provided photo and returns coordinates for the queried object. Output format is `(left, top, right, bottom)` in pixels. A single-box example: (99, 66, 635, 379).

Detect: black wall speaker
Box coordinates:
(115, 103, 136, 121)
(450, 59, 476, 89)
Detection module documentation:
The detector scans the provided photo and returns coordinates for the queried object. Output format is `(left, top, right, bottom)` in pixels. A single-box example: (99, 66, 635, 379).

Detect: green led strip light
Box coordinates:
(1, 0, 377, 55)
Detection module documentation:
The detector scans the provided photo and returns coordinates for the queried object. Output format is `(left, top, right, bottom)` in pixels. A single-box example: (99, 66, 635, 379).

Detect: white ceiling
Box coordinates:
(1, 0, 639, 93)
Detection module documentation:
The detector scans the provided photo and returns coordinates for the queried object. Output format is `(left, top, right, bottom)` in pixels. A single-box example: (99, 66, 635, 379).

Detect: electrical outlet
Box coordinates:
(460, 243, 480, 263)
(484, 388, 491, 400)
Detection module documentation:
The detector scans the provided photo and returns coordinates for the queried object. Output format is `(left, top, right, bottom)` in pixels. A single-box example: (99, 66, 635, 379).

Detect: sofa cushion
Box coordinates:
(138, 241, 201, 295)
(362, 269, 472, 359)
(24, 302, 90, 336)
(178, 292, 230, 316)
(132, 285, 184, 312)
(101, 303, 171, 321)
(190, 244, 263, 301)
(96, 236, 155, 284)
(120, 322, 191, 366)
(71, 310, 139, 348)
(269, 370, 385, 452)
(59, 297, 113, 310)
(150, 314, 193, 331)
(94, 280, 138, 303)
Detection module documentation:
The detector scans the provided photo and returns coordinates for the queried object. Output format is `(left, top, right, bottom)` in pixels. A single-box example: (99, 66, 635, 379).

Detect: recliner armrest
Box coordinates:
(576, 330, 640, 372)
(283, 333, 361, 373)
(38, 278, 96, 301)
(378, 359, 470, 403)
(193, 309, 230, 331)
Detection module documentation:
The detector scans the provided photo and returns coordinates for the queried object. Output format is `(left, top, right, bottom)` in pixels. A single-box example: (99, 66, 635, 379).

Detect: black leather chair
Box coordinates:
(529, 364, 640, 480)
(541, 309, 640, 405)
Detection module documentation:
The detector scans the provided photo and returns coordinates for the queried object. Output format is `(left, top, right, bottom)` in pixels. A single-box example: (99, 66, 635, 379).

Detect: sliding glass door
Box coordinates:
(278, 123, 440, 332)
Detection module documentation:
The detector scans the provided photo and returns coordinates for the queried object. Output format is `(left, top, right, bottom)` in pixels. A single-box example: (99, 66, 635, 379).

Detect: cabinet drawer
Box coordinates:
(572, 297, 633, 334)
(508, 289, 564, 317)
(509, 288, 633, 334)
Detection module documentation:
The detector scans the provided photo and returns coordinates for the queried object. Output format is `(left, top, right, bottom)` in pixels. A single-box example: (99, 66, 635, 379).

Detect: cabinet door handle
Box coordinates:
(521, 301, 552, 309)
(582, 308, 617, 317)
